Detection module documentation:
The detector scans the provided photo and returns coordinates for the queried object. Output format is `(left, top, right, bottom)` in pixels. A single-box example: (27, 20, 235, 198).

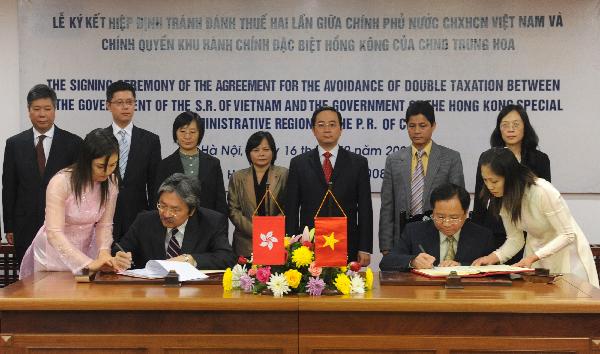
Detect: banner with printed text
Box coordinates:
(17, 0, 600, 192)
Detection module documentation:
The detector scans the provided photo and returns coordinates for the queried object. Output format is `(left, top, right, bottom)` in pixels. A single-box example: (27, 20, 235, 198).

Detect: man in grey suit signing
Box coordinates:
(379, 100, 464, 255)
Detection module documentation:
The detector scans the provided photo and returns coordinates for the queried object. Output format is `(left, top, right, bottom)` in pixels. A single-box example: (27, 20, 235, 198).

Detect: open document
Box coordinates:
(412, 265, 534, 278)
(119, 260, 209, 281)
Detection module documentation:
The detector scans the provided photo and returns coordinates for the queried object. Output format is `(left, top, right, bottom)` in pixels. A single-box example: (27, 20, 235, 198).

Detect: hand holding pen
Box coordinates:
(410, 244, 436, 269)
(113, 243, 133, 270)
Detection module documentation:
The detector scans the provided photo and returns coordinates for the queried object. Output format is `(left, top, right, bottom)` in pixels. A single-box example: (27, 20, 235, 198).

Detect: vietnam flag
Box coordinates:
(252, 216, 286, 265)
(314, 217, 347, 267)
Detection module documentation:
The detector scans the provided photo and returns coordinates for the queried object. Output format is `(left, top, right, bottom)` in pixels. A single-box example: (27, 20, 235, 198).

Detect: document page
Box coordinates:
(119, 260, 209, 281)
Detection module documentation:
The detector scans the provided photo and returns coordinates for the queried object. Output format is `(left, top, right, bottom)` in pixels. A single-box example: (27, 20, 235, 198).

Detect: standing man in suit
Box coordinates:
(379, 100, 464, 255)
(286, 106, 373, 266)
(379, 183, 495, 271)
(113, 173, 235, 270)
(3, 84, 82, 263)
(105, 80, 161, 242)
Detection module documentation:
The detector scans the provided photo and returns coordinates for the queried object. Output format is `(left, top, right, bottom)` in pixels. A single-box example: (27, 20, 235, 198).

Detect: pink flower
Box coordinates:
(248, 268, 257, 277)
(308, 262, 322, 277)
(256, 266, 271, 283)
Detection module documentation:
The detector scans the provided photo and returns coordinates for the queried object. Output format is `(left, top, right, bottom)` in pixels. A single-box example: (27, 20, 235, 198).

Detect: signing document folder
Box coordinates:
(412, 264, 534, 278)
(119, 260, 209, 281)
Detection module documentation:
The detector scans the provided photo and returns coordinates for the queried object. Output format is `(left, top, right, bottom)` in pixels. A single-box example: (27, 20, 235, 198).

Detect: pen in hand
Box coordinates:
(417, 244, 435, 269)
(114, 242, 134, 268)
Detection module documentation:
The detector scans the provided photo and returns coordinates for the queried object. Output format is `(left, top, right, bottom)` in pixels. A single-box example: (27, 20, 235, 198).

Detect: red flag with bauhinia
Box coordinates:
(252, 216, 286, 265)
(314, 216, 347, 267)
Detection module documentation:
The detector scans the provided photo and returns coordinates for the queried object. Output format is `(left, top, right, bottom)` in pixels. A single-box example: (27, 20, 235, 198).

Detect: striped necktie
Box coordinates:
(410, 149, 425, 215)
(167, 228, 181, 258)
(117, 129, 129, 178)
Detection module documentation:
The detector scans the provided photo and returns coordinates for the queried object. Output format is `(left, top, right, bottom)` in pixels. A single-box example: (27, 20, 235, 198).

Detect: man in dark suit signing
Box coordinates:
(113, 173, 236, 270)
(2, 84, 82, 264)
(105, 80, 161, 242)
(379, 183, 495, 271)
(286, 106, 373, 266)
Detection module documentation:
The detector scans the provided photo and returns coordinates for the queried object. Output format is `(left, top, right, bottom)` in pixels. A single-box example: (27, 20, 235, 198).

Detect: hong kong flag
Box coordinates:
(252, 216, 286, 265)
(314, 217, 347, 267)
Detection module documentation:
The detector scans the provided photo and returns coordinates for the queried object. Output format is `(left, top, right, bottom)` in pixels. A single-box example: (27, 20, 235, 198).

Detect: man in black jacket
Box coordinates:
(286, 106, 373, 265)
(3, 84, 82, 263)
(105, 80, 161, 242)
(380, 183, 495, 271)
(114, 174, 235, 270)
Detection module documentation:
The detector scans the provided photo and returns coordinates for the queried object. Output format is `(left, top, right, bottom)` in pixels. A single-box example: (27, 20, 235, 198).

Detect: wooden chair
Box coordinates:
(0, 243, 19, 287)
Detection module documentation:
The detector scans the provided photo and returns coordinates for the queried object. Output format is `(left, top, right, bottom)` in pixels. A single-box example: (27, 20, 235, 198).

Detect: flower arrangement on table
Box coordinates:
(223, 227, 373, 297)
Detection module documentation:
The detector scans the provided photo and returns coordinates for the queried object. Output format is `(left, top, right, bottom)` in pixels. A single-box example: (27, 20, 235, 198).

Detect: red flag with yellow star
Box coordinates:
(252, 216, 286, 265)
(314, 217, 347, 267)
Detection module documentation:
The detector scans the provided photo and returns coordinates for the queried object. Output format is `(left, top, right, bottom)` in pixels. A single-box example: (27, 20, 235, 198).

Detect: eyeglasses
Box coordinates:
(432, 215, 463, 225)
(315, 122, 339, 130)
(500, 122, 522, 130)
(110, 99, 136, 107)
(157, 203, 181, 217)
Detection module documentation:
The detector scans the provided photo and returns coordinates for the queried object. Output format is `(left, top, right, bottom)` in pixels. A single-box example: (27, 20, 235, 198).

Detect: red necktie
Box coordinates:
(323, 151, 333, 183)
(36, 135, 47, 176)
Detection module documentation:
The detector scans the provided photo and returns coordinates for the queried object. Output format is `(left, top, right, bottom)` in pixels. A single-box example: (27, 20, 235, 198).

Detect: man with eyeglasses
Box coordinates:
(105, 80, 161, 243)
(112, 173, 235, 270)
(286, 106, 373, 266)
(379, 100, 464, 256)
(3, 84, 82, 264)
(379, 183, 494, 270)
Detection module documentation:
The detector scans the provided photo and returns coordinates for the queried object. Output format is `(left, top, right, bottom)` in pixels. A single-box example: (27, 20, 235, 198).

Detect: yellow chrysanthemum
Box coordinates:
(340, 266, 347, 273)
(333, 273, 351, 295)
(292, 246, 313, 267)
(222, 268, 233, 291)
(284, 269, 303, 288)
(365, 268, 374, 290)
(284, 237, 291, 248)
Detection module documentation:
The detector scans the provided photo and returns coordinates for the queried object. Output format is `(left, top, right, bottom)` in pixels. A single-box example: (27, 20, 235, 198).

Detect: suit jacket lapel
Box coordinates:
(196, 152, 211, 184)
(425, 222, 441, 262)
(423, 142, 441, 201)
(330, 147, 348, 187)
(123, 126, 141, 181)
(23, 128, 43, 183)
(181, 214, 201, 252)
(44, 126, 61, 181)
(400, 148, 412, 212)
(455, 224, 472, 261)
(267, 167, 283, 215)
(152, 220, 168, 259)
(308, 148, 327, 188)
(243, 168, 257, 214)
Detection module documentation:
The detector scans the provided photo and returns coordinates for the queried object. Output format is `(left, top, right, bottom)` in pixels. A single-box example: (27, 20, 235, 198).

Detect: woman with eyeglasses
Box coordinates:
(154, 111, 227, 216)
(472, 148, 598, 286)
(227, 131, 288, 258)
(472, 104, 551, 262)
(19, 129, 129, 279)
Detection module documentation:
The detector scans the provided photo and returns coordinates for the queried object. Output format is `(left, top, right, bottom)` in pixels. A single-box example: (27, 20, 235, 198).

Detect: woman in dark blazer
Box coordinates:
(227, 131, 288, 258)
(472, 104, 550, 262)
(154, 111, 227, 216)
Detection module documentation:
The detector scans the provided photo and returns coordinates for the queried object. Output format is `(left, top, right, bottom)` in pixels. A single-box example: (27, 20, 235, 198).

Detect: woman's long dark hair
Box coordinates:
(490, 104, 539, 151)
(69, 128, 119, 208)
(479, 147, 536, 224)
